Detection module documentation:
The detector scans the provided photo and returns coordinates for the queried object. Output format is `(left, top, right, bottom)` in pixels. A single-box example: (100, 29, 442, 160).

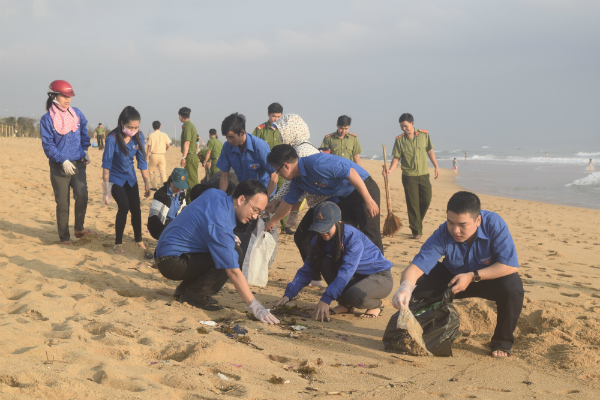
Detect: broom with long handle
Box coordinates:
(382, 144, 402, 236)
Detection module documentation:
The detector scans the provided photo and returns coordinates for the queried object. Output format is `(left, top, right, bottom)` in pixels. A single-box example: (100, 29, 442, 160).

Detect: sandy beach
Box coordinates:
(1, 137, 600, 399)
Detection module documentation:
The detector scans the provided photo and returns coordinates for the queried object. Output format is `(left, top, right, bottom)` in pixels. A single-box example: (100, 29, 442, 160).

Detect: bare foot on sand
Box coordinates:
(136, 241, 147, 250)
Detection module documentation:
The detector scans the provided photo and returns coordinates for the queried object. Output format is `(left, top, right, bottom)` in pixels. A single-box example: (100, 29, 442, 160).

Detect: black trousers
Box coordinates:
(111, 182, 142, 245)
(97, 136, 104, 150)
(294, 177, 383, 262)
(49, 162, 88, 242)
(337, 176, 383, 254)
(157, 246, 244, 303)
(321, 257, 393, 310)
(412, 262, 524, 351)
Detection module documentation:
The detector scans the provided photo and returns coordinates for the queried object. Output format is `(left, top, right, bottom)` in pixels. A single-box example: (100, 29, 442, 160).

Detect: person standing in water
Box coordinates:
(588, 159, 594, 171)
(465, 153, 467, 161)
(102, 106, 150, 254)
(41, 80, 95, 246)
(453, 158, 459, 173)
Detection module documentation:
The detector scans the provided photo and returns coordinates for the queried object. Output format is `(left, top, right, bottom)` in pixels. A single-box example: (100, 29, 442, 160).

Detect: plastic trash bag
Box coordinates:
(91, 139, 98, 147)
(383, 288, 460, 357)
(242, 218, 277, 287)
(382, 306, 432, 356)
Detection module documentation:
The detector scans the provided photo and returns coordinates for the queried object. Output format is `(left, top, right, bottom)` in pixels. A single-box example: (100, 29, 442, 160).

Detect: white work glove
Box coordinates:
(84, 150, 90, 164)
(287, 211, 299, 226)
(62, 160, 76, 175)
(102, 182, 113, 205)
(392, 280, 416, 310)
(246, 298, 280, 325)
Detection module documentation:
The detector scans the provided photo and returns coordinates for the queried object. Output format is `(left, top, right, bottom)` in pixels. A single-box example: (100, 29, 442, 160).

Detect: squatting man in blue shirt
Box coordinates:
(392, 191, 523, 358)
(154, 179, 280, 324)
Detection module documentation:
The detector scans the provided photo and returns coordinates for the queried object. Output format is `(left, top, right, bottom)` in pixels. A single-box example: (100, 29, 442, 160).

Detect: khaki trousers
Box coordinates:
(148, 154, 167, 188)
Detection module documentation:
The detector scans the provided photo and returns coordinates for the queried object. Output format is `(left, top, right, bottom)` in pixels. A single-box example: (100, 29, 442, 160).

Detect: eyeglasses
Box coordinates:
(276, 163, 286, 174)
(246, 200, 266, 217)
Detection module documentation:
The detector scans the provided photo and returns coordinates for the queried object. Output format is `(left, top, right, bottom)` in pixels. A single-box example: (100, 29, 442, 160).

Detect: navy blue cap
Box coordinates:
(309, 201, 342, 233)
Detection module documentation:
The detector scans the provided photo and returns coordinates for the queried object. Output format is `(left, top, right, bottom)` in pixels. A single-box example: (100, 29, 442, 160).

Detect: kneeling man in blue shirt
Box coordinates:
(392, 191, 523, 358)
(155, 179, 279, 324)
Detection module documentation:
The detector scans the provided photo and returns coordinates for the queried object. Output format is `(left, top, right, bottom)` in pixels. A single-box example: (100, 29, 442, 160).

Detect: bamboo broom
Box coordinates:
(382, 144, 402, 236)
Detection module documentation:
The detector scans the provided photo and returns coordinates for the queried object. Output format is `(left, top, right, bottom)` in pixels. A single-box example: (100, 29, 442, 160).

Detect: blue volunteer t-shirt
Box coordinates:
(216, 133, 275, 191)
(101, 133, 148, 187)
(411, 210, 519, 275)
(284, 153, 370, 205)
(156, 189, 240, 270)
(284, 225, 392, 305)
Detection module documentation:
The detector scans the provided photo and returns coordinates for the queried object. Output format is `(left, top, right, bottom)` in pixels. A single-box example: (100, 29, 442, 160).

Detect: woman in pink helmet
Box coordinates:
(40, 80, 95, 245)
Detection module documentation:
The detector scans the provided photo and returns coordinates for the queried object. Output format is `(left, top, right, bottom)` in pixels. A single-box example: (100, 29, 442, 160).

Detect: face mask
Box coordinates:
(122, 126, 137, 137)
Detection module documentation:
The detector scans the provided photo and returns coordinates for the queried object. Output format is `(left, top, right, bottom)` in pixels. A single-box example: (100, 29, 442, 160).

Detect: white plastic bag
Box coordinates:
(242, 218, 277, 287)
(246, 231, 276, 287)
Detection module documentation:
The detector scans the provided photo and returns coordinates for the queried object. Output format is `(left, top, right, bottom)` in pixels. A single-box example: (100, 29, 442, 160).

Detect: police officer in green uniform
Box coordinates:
(385, 113, 439, 239)
(178, 107, 199, 203)
(95, 123, 105, 150)
(204, 128, 223, 178)
(320, 115, 362, 165)
(252, 102, 293, 234)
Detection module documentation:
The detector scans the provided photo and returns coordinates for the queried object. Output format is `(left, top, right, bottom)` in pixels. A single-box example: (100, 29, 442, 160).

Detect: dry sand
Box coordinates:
(1, 137, 600, 399)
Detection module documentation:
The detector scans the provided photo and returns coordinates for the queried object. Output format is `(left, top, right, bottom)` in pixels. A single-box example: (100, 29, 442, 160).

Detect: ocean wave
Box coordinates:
(565, 172, 600, 187)
(434, 154, 592, 165)
(575, 152, 600, 157)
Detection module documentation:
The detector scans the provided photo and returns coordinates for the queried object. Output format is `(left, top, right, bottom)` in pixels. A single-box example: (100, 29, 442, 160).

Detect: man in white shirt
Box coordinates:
(146, 121, 171, 190)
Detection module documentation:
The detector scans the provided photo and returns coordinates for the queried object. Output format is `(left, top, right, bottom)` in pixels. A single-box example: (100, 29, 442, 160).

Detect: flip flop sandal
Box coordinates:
(113, 245, 125, 254)
(359, 306, 384, 318)
(75, 230, 96, 238)
(329, 306, 355, 315)
(61, 241, 73, 246)
(490, 348, 511, 357)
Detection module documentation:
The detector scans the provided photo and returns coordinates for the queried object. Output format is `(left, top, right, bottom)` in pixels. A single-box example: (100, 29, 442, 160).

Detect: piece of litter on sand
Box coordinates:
(341, 337, 348, 341)
(291, 325, 308, 331)
(217, 373, 229, 381)
(231, 363, 242, 368)
(199, 321, 217, 326)
(232, 325, 248, 335)
(358, 363, 365, 367)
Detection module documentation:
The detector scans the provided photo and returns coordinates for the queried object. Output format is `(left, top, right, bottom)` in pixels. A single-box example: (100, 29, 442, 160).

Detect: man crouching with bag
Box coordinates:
(154, 179, 279, 324)
(392, 191, 523, 357)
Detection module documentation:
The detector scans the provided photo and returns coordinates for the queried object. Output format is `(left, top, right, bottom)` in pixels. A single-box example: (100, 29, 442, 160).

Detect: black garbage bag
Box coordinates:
(383, 288, 460, 357)
(411, 288, 460, 357)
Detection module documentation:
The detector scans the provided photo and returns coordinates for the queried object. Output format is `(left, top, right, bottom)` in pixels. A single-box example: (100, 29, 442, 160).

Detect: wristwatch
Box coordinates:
(473, 270, 481, 283)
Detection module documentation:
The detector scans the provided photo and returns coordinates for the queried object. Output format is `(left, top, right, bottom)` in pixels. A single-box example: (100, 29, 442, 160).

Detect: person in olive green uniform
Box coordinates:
(386, 113, 440, 239)
(95, 123, 105, 150)
(252, 102, 293, 234)
(320, 115, 362, 165)
(203, 128, 223, 178)
(178, 107, 199, 203)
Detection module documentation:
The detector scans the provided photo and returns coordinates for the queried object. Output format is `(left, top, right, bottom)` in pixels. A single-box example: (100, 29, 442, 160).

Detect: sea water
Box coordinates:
(363, 147, 599, 209)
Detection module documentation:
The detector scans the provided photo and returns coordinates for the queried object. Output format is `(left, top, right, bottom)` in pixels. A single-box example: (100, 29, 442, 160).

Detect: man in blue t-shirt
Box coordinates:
(392, 191, 523, 358)
(216, 112, 278, 196)
(264, 144, 382, 259)
(154, 179, 279, 324)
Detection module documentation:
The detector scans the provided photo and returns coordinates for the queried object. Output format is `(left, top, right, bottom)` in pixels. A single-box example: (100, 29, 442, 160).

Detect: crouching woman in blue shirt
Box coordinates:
(154, 180, 280, 324)
(275, 202, 394, 320)
(392, 191, 523, 358)
(101, 106, 150, 254)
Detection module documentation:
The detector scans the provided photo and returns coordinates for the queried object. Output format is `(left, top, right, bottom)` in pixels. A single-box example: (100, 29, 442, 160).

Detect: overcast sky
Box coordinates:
(1, 0, 598, 155)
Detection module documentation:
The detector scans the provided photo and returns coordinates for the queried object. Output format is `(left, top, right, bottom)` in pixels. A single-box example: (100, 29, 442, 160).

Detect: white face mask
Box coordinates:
(122, 125, 138, 137)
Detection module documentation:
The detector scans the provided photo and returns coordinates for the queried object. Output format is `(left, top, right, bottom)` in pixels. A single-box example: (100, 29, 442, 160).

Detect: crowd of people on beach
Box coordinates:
(40, 79, 524, 358)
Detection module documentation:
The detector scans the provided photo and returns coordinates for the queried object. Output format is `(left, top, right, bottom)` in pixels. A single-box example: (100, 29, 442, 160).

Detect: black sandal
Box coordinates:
(359, 305, 384, 318)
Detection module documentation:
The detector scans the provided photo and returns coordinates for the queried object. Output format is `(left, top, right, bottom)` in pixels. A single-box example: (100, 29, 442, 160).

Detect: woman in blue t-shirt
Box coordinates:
(275, 202, 394, 320)
(101, 106, 150, 254)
